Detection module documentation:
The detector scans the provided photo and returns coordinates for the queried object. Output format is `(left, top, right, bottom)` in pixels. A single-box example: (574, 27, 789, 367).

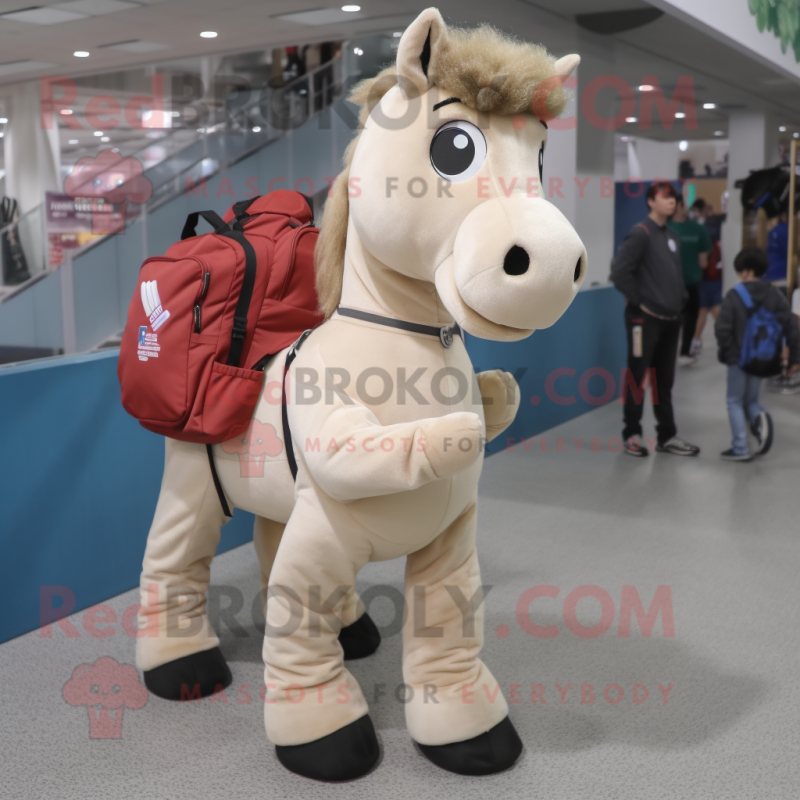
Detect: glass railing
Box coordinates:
(0, 54, 347, 294)
(0, 203, 48, 298)
(0, 33, 396, 363)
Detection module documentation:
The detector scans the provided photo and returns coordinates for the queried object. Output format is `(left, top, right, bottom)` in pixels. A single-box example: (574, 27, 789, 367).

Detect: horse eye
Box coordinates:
(92, 178, 102, 187)
(91, 685, 99, 693)
(430, 120, 487, 183)
(112, 685, 121, 693)
(538, 143, 544, 185)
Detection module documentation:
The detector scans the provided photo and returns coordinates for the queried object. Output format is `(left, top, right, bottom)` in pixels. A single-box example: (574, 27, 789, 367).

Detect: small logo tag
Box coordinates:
(137, 331, 160, 361)
(668, 238, 677, 253)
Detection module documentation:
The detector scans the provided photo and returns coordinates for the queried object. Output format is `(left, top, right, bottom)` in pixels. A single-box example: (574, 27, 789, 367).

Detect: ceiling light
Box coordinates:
(779, 126, 787, 132)
(626, 116, 637, 123)
(93, 131, 103, 136)
(675, 112, 685, 119)
(679, 140, 688, 151)
(393, 31, 402, 37)
(69, 139, 79, 144)
(101, 136, 110, 142)
(60, 109, 73, 115)
(714, 130, 725, 136)
(170, 111, 180, 118)
(0, 117, 7, 123)
(200, 31, 217, 38)
(795, 132, 800, 139)
(73, 51, 90, 58)
(353, 47, 363, 55)
(703, 103, 716, 109)
(252, 126, 261, 132)
(0, 132, 3, 139)
(342, 4, 361, 10)
(639, 84, 654, 92)
(197, 127, 205, 133)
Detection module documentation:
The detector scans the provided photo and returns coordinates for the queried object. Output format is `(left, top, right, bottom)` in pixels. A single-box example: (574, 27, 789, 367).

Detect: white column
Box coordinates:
(546, 47, 617, 288)
(3, 80, 61, 275)
(574, 46, 616, 288)
(721, 111, 779, 290)
(5, 81, 61, 215)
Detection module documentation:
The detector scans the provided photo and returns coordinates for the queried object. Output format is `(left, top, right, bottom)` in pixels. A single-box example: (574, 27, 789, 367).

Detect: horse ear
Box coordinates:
(396, 7, 446, 96)
(554, 54, 580, 77)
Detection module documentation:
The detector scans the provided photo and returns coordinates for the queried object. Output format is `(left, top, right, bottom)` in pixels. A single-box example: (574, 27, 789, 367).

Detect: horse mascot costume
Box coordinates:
(134, 8, 585, 781)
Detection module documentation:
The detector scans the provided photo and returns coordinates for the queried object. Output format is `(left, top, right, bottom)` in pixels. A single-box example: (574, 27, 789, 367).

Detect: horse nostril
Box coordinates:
(574, 257, 583, 283)
(503, 245, 529, 276)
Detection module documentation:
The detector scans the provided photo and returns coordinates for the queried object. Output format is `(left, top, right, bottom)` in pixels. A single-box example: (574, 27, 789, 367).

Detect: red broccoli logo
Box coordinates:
(222, 420, 284, 477)
(62, 656, 148, 739)
(64, 149, 152, 235)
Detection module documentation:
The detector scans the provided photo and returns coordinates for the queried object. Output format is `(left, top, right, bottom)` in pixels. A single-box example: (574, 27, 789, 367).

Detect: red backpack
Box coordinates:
(118, 190, 323, 444)
(705, 241, 722, 282)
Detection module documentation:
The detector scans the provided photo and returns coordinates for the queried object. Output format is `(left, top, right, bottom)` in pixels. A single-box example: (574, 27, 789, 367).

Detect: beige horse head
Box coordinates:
(315, 7, 586, 341)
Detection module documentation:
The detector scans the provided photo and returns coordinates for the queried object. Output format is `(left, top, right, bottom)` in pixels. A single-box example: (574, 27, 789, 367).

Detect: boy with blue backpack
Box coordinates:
(715, 248, 800, 461)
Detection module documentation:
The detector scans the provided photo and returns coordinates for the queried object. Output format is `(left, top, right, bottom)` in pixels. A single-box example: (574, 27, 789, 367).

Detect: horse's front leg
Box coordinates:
(476, 369, 521, 442)
(263, 495, 379, 781)
(402, 499, 523, 775)
(253, 515, 380, 661)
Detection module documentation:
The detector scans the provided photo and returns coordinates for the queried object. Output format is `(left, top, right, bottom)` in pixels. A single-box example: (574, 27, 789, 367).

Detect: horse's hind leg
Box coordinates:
(137, 437, 232, 700)
(402, 499, 522, 775)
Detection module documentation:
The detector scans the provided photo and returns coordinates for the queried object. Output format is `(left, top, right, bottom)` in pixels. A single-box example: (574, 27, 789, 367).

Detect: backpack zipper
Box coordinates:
(194, 268, 211, 332)
(278, 225, 313, 301)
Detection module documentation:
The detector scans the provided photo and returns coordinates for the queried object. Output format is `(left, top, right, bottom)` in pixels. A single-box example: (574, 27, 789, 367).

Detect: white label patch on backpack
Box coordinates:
(140, 280, 170, 331)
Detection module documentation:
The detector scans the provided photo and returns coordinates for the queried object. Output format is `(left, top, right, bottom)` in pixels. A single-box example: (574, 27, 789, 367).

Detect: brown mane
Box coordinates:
(314, 25, 571, 319)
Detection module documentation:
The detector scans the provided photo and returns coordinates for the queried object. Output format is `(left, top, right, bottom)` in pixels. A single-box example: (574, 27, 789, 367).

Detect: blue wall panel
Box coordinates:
(0, 351, 254, 645)
(466, 286, 627, 454)
(0, 287, 626, 644)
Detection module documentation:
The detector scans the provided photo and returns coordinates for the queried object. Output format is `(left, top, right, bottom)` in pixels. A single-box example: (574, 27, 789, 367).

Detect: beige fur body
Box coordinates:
(136, 6, 585, 757)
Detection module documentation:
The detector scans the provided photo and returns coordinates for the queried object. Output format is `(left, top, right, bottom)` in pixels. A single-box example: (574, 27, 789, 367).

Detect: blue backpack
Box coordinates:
(734, 283, 784, 377)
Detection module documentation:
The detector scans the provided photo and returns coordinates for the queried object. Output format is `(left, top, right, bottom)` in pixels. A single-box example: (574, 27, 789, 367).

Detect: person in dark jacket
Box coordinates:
(611, 181, 700, 458)
(715, 248, 800, 461)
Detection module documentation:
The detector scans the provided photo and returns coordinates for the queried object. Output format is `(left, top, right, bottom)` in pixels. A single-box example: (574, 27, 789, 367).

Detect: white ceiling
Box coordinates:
(0, 0, 797, 139)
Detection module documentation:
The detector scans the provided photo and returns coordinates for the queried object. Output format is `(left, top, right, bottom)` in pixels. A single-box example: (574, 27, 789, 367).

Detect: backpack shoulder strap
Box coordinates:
(282, 329, 315, 482)
(734, 283, 754, 310)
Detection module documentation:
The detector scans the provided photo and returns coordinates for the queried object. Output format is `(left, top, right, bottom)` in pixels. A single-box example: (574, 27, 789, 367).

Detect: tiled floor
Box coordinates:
(3, 334, 799, 799)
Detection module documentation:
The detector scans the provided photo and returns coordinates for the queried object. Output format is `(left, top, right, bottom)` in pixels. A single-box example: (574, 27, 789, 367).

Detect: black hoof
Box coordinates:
(275, 714, 380, 781)
(416, 716, 523, 776)
(143, 646, 232, 701)
(338, 612, 381, 660)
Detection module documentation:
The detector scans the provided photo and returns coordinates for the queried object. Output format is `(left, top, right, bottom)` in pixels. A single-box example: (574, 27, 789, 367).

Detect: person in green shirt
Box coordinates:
(668, 195, 712, 365)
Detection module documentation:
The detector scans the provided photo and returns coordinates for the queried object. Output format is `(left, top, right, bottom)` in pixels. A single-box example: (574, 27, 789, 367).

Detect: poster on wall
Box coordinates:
(45, 193, 138, 268)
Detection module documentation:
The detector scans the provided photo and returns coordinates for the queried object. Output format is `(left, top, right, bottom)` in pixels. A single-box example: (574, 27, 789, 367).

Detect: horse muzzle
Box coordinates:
(443, 194, 587, 336)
